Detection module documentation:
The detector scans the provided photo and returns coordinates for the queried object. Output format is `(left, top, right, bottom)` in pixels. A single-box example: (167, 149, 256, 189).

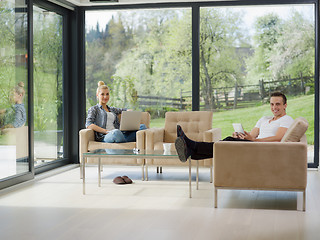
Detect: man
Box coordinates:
(175, 92, 294, 162)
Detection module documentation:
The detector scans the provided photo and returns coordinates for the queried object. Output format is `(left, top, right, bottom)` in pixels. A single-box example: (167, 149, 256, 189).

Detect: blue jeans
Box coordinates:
(102, 124, 147, 143)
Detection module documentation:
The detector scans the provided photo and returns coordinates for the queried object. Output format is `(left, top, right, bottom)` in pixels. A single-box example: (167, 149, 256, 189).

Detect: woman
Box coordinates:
(0, 82, 26, 130)
(85, 81, 146, 143)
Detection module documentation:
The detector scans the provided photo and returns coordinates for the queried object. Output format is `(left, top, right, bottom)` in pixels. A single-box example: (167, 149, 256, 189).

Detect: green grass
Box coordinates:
(150, 94, 315, 145)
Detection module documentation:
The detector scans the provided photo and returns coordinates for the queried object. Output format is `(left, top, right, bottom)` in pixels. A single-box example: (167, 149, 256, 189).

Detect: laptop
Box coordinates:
(119, 111, 142, 131)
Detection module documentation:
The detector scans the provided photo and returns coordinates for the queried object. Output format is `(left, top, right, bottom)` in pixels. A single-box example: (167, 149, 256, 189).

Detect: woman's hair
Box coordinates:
(96, 81, 109, 94)
(14, 82, 25, 97)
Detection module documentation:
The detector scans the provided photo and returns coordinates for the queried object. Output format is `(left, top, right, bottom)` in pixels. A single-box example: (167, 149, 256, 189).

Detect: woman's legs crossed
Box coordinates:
(103, 129, 126, 143)
(123, 124, 147, 142)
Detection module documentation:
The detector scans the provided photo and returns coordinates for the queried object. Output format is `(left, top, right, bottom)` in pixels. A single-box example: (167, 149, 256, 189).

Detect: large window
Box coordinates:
(85, 9, 192, 122)
(199, 5, 315, 163)
(33, 6, 64, 166)
(0, 0, 29, 179)
(85, 4, 317, 166)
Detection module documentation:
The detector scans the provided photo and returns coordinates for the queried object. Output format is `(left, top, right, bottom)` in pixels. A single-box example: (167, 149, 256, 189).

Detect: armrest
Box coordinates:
(79, 128, 95, 163)
(214, 141, 307, 189)
(203, 128, 222, 142)
(145, 128, 165, 150)
(136, 129, 146, 150)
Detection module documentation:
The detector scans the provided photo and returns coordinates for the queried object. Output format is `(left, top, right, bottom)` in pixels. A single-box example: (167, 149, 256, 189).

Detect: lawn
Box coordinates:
(150, 94, 315, 145)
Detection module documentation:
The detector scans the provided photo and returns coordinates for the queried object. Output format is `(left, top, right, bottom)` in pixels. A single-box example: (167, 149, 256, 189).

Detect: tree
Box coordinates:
(85, 14, 134, 107)
(268, 11, 315, 78)
(246, 13, 283, 83)
(113, 9, 192, 108)
(199, 9, 246, 109)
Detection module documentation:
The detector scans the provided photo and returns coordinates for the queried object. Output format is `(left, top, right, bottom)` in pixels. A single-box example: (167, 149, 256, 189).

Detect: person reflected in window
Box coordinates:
(0, 82, 26, 131)
(175, 92, 294, 162)
(86, 81, 146, 143)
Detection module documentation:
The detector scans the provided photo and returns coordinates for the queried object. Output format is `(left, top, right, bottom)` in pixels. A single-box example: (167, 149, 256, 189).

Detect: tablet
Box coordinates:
(232, 123, 245, 134)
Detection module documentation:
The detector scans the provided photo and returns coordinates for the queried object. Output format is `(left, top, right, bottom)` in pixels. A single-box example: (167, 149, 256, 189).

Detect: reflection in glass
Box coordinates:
(85, 9, 192, 123)
(0, 0, 29, 179)
(33, 6, 63, 166)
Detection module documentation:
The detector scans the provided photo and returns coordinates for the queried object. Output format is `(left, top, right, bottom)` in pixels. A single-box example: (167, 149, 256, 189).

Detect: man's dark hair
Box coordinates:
(270, 92, 287, 104)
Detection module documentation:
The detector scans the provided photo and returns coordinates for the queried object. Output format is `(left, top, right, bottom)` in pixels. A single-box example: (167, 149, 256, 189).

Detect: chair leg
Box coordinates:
(196, 161, 199, 190)
(303, 190, 306, 211)
(160, 166, 162, 173)
(156, 166, 159, 173)
(214, 188, 218, 208)
(210, 166, 213, 183)
(146, 165, 149, 181)
(189, 159, 192, 198)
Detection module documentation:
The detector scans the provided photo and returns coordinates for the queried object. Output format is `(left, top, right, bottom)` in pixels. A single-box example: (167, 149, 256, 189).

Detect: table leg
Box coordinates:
(80, 162, 83, 179)
(98, 157, 101, 187)
(189, 158, 192, 198)
(83, 156, 86, 195)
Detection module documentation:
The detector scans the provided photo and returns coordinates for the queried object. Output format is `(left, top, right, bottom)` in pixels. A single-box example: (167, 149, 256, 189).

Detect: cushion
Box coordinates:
(281, 117, 308, 142)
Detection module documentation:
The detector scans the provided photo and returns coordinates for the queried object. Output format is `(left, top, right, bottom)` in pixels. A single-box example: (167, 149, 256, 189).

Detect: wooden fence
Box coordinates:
(137, 74, 313, 111)
(210, 74, 313, 110)
(138, 90, 189, 110)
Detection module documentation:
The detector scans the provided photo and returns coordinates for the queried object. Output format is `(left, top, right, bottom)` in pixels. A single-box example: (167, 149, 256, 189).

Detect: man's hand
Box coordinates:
(232, 132, 240, 138)
(232, 132, 245, 139)
(243, 131, 256, 141)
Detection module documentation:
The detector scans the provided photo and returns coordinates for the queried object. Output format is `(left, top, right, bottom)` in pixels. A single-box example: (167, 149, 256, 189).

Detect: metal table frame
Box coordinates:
(82, 149, 197, 198)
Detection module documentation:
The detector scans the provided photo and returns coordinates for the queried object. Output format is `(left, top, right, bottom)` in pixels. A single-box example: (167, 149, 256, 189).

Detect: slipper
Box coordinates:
(113, 176, 126, 184)
(122, 176, 133, 184)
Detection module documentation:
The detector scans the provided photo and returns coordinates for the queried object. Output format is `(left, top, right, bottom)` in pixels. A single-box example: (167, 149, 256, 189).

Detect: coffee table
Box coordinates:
(82, 148, 196, 197)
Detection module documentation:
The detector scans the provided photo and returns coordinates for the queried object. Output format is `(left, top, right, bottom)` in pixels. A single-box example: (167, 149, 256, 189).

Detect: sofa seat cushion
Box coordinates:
(281, 117, 308, 142)
(86, 141, 140, 165)
(154, 142, 175, 151)
(88, 141, 136, 152)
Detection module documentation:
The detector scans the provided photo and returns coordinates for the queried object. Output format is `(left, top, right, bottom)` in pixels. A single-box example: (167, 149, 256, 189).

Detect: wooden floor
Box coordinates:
(0, 165, 319, 240)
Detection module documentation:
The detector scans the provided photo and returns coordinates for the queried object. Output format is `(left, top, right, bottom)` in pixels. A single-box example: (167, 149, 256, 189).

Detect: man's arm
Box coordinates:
(244, 127, 288, 142)
(235, 127, 259, 139)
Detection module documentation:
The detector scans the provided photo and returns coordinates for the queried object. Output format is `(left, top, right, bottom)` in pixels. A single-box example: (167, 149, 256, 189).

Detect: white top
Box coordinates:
(105, 112, 116, 131)
(255, 115, 294, 139)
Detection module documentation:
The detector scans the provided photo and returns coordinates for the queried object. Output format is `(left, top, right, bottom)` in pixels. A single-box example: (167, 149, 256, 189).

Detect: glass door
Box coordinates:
(33, 5, 64, 167)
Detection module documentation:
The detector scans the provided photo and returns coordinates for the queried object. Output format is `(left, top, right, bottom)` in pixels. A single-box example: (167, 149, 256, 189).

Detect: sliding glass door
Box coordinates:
(33, 5, 64, 167)
(0, 0, 30, 181)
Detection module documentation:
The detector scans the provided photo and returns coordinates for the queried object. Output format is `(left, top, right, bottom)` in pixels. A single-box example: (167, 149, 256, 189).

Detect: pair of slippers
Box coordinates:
(113, 176, 133, 184)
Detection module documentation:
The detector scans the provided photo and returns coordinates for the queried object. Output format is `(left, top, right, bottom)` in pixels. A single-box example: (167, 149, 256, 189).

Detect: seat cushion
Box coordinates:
(281, 117, 308, 142)
(88, 141, 136, 152)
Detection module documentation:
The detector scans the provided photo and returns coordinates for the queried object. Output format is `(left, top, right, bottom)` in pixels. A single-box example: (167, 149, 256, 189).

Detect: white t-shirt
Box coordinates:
(255, 115, 294, 139)
(105, 112, 116, 131)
